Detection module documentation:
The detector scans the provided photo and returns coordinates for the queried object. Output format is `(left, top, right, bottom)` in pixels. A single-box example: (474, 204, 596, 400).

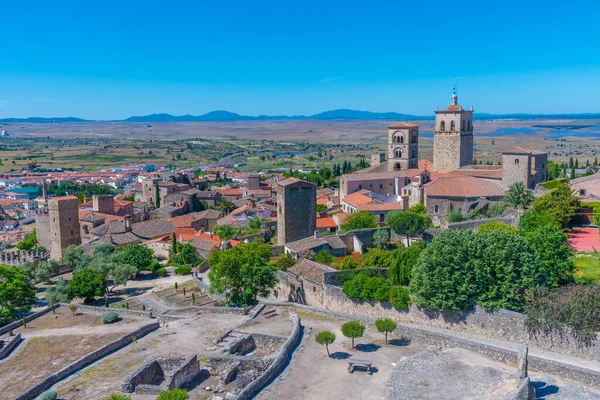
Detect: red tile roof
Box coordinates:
(316, 217, 337, 229)
(444, 105, 464, 111)
(388, 122, 419, 129)
(426, 176, 505, 198)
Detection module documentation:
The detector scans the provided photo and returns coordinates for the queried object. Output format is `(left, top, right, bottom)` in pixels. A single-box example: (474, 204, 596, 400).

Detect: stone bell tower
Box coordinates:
(433, 88, 474, 173)
(387, 122, 419, 171)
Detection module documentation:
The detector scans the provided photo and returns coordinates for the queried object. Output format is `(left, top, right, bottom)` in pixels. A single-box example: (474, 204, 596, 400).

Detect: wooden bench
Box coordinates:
(347, 358, 373, 374)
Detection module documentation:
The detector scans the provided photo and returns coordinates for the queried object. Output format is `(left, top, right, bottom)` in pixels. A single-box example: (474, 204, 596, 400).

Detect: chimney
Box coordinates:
(124, 215, 132, 231)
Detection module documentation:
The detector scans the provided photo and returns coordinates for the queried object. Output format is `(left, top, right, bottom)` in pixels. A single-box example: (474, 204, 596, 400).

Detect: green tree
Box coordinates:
(408, 204, 426, 214)
(217, 198, 235, 215)
(340, 211, 377, 231)
(447, 209, 464, 223)
(386, 211, 427, 244)
(45, 278, 72, 306)
(173, 243, 200, 266)
(372, 229, 390, 249)
(530, 181, 580, 227)
(504, 182, 534, 209)
(171, 232, 178, 255)
(0, 264, 36, 324)
(521, 226, 574, 287)
(16, 229, 37, 250)
(155, 181, 161, 209)
(213, 224, 238, 241)
(118, 244, 154, 271)
(94, 242, 115, 256)
(361, 249, 394, 268)
(313, 250, 336, 265)
(33, 260, 60, 283)
(389, 286, 411, 309)
(69, 268, 107, 303)
(208, 241, 276, 306)
(341, 320, 365, 349)
(271, 252, 296, 271)
(478, 221, 517, 234)
(388, 242, 425, 285)
(316, 204, 328, 213)
(62, 245, 93, 271)
(518, 210, 561, 232)
(339, 256, 359, 270)
(375, 318, 397, 345)
(410, 230, 543, 311)
(315, 330, 336, 357)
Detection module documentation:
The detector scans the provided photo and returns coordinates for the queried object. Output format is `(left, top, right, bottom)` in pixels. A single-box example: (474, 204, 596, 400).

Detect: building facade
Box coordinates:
(433, 91, 474, 173)
(387, 123, 419, 171)
(36, 196, 81, 260)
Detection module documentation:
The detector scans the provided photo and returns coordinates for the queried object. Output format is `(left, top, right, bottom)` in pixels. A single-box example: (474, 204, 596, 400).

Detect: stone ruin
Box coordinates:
(0, 250, 49, 266)
(505, 344, 536, 400)
(206, 330, 288, 395)
(121, 355, 199, 395)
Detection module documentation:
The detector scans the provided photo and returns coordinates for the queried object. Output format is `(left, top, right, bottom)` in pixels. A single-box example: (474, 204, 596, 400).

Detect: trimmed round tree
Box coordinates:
(386, 211, 427, 245)
(375, 318, 397, 345)
(315, 330, 336, 357)
(341, 320, 365, 349)
(69, 268, 107, 303)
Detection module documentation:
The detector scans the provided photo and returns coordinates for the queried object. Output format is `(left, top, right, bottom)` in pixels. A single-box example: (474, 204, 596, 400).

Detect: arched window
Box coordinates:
(440, 121, 445, 131)
(462, 120, 465, 130)
(394, 163, 401, 171)
(412, 133, 417, 143)
(395, 149, 402, 158)
(449, 203, 454, 211)
(400, 136, 404, 144)
(515, 159, 520, 164)
(450, 121, 456, 131)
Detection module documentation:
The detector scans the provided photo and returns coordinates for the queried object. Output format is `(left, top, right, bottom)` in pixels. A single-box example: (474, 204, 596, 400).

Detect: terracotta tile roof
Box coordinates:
(287, 259, 336, 284)
(455, 165, 503, 180)
(358, 202, 404, 212)
(444, 105, 464, 111)
(342, 190, 376, 207)
(426, 176, 505, 198)
(286, 234, 347, 254)
(131, 219, 177, 239)
(79, 210, 124, 223)
(317, 198, 328, 205)
(51, 195, 78, 201)
(316, 217, 337, 229)
(218, 188, 243, 196)
(388, 122, 419, 129)
(333, 213, 348, 226)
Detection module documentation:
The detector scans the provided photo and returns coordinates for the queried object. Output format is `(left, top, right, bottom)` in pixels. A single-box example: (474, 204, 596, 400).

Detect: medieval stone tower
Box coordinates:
(387, 123, 419, 171)
(35, 196, 81, 260)
(277, 177, 316, 245)
(433, 90, 474, 173)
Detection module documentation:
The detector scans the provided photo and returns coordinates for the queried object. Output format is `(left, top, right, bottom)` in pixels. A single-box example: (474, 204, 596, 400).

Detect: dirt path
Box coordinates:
(19, 321, 146, 339)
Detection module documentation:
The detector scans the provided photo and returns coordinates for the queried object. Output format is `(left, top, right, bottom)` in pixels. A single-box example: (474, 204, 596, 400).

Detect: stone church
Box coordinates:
(340, 91, 548, 225)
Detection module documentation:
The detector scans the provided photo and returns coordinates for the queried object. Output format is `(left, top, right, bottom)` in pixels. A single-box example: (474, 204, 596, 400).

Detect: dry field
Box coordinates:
(0, 308, 147, 399)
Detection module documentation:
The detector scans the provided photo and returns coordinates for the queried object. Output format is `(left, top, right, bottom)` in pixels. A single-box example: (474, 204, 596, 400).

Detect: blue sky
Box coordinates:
(1, 0, 599, 119)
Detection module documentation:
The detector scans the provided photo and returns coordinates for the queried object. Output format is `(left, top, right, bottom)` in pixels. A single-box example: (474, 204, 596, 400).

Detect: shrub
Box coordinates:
(388, 243, 425, 286)
(315, 330, 336, 357)
(174, 265, 192, 275)
(447, 210, 464, 223)
(361, 248, 394, 268)
(338, 256, 358, 270)
(341, 320, 365, 348)
(156, 268, 167, 276)
(101, 311, 119, 324)
(313, 250, 336, 265)
(524, 284, 600, 343)
(157, 388, 189, 400)
(104, 395, 132, 400)
(388, 286, 411, 309)
(477, 221, 517, 233)
(38, 391, 58, 400)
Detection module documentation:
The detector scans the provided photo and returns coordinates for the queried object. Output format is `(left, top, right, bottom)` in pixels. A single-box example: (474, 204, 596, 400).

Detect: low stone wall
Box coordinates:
(0, 333, 22, 359)
(16, 322, 160, 400)
(163, 305, 253, 316)
(320, 285, 600, 361)
(59, 303, 154, 319)
(246, 332, 288, 355)
(196, 260, 210, 273)
(193, 271, 226, 301)
(0, 306, 55, 336)
(166, 355, 200, 390)
(235, 313, 302, 400)
(207, 355, 272, 375)
(122, 355, 199, 394)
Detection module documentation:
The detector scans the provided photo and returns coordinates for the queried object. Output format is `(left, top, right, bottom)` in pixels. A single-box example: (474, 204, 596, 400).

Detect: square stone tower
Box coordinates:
(247, 172, 261, 190)
(48, 196, 81, 260)
(433, 90, 474, 173)
(277, 177, 316, 245)
(387, 123, 419, 171)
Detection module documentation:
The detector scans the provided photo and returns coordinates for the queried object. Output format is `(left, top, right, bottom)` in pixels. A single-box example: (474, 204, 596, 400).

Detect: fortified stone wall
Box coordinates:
(319, 284, 599, 361)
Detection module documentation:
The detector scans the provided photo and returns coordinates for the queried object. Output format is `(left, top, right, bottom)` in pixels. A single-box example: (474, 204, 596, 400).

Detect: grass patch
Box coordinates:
(574, 252, 600, 284)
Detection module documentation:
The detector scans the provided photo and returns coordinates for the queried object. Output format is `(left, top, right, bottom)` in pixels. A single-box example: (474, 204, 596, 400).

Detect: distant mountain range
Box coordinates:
(2, 109, 600, 123)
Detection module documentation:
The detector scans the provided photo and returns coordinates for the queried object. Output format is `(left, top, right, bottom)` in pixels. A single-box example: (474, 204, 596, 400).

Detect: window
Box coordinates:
(380, 214, 385, 222)
(450, 121, 456, 131)
(394, 163, 401, 171)
(395, 149, 402, 158)
(380, 184, 383, 189)
(358, 185, 362, 189)
(440, 121, 445, 131)
(313, 286, 316, 293)
(580, 189, 586, 196)
(400, 136, 404, 144)
(449, 204, 453, 211)
(468, 120, 471, 130)
(515, 159, 520, 164)
(462, 120, 465, 130)
(434, 205, 439, 213)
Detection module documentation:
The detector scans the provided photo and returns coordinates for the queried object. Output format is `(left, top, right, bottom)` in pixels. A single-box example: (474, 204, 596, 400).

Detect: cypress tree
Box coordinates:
(155, 182, 160, 209)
